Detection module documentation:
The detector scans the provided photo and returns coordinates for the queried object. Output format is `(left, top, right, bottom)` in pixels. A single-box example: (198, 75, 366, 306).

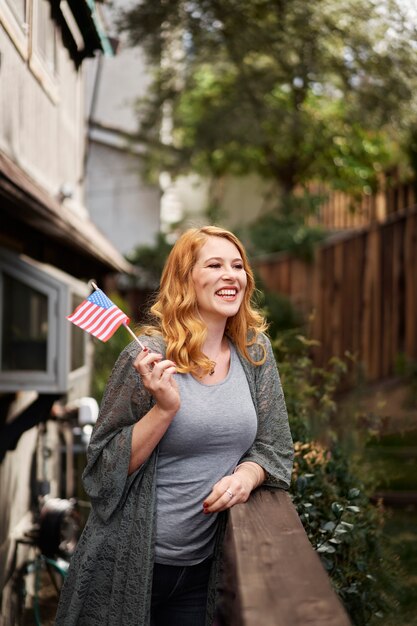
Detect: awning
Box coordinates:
(58, 0, 115, 64)
(0, 150, 134, 277)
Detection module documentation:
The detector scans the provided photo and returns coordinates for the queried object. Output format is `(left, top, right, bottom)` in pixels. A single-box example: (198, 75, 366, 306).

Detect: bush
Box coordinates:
(256, 285, 303, 337)
(239, 193, 328, 262)
(274, 331, 400, 624)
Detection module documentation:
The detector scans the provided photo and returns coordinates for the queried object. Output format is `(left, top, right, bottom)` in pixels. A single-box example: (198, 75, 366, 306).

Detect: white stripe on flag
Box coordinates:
(68, 303, 103, 327)
(85, 306, 119, 335)
(67, 301, 96, 322)
(95, 316, 127, 341)
(93, 310, 127, 340)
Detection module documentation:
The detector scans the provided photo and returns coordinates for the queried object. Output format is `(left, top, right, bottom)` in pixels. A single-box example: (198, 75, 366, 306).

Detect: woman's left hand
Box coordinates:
(203, 463, 264, 513)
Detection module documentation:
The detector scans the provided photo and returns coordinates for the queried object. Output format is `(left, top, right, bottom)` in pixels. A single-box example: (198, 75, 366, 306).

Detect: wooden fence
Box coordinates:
(221, 489, 351, 626)
(307, 176, 415, 230)
(254, 204, 417, 382)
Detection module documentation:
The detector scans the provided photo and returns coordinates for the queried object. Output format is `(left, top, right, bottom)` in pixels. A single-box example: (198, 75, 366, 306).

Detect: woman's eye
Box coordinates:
(208, 263, 221, 268)
(234, 264, 244, 270)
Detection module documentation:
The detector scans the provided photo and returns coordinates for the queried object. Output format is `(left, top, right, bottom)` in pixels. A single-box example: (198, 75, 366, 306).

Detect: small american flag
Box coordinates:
(67, 288, 130, 342)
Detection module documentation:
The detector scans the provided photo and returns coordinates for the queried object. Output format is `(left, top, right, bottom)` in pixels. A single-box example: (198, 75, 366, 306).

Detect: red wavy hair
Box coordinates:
(142, 226, 267, 375)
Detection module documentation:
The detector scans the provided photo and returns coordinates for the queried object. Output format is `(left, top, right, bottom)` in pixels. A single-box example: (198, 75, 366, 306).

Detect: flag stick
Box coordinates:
(123, 322, 145, 349)
(90, 281, 145, 349)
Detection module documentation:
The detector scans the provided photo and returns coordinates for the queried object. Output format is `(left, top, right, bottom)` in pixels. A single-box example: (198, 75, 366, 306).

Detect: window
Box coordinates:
(5, 0, 26, 24)
(28, 0, 59, 101)
(0, 248, 90, 397)
(2, 273, 48, 371)
(0, 0, 29, 58)
(36, 0, 57, 75)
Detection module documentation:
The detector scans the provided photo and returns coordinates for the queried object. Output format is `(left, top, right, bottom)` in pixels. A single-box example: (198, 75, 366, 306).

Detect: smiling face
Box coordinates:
(191, 235, 247, 327)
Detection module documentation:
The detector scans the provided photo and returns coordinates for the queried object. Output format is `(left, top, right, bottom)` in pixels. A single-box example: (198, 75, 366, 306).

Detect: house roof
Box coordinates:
(0, 150, 134, 279)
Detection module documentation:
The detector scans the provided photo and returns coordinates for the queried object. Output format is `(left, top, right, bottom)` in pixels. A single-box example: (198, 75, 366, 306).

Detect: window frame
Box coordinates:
(29, 0, 59, 103)
(0, 249, 90, 394)
(0, 264, 58, 385)
(0, 0, 30, 60)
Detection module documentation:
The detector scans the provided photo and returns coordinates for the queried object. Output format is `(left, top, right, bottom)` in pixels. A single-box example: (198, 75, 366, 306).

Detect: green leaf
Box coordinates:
(340, 521, 354, 530)
(320, 556, 334, 571)
(317, 543, 337, 554)
(346, 505, 360, 513)
(348, 488, 361, 499)
(331, 502, 344, 518)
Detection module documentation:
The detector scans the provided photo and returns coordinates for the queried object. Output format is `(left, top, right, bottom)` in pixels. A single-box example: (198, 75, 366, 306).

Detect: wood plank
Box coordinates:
(310, 247, 323, 365)
(223, 489, 351, 626)
(381, 225, 392, 378)
(332, 243, 343, 357)
(361, 229, 374, 378)
(404, 213, 417, 359)
(354, 235, 366, 359)
(323, 247, 334, 365)
(372, 227, 383, 380)
(391, 220, 403, 364)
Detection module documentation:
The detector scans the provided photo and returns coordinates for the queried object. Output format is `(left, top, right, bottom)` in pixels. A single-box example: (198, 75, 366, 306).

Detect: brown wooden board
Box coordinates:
(222, 489, 351, 626)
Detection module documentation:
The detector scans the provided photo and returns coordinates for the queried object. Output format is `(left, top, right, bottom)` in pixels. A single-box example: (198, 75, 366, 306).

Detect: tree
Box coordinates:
(118, 0, 417, 207)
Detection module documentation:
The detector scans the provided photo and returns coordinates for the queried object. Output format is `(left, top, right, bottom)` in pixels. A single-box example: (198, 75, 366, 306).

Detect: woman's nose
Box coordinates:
(222, 266, 237, 280)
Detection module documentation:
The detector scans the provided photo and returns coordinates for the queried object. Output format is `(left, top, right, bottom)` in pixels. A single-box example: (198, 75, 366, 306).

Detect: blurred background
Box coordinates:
(1, 0, 417, 624)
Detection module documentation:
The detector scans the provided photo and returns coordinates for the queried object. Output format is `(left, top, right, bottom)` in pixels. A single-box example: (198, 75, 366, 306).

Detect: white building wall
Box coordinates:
(84, 0, 160, 253)
(86, 139, 160, 255)
(164, 173, 276, 233)
(0, 4, 86, 213)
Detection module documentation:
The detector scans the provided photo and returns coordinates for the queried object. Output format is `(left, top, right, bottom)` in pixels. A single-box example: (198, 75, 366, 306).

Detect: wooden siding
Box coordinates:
(254, 203, 417, 383)
(0, 14, 85, 211)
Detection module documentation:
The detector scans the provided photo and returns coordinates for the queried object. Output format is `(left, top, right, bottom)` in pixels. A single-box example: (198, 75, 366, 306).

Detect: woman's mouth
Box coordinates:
(215, 288, 238, 301)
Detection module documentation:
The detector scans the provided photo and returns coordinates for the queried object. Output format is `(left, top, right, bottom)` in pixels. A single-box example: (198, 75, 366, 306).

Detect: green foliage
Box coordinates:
(274, 330, 348, 443)
(258, 289, 302, 337)
(394, 353, 417, 409)
(381, 509, 417, 625)
(245, 212, 326, 260)
(235, 192, 327, 260)
(119, 0, 417, 197)
(291, 444, 394, 624)
(127, 233, 173, 287)
(275, 331, 400, 624)
(91, 293, 131, 403)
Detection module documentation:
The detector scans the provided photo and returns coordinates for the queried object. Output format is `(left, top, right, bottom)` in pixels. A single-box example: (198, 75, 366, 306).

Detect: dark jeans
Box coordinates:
(150, 558, 212, 626)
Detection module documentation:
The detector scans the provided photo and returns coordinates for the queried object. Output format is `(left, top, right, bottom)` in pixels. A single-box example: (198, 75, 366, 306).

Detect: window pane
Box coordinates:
(6, 0, 26, 24)
(70, 295, 85, 371)
(37, 0, 57, 74)
(2, 273, 48, 371)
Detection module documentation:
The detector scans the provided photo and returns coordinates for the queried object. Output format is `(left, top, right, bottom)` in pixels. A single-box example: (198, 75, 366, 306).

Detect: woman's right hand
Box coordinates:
(133, 347, 180, 416)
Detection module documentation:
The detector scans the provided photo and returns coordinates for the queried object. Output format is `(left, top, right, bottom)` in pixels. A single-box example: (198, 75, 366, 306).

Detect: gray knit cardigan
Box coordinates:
(54, 333, 294, 626)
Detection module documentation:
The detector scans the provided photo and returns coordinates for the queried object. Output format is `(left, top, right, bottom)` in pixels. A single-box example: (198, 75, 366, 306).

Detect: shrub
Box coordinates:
(274, 331, 400, 624)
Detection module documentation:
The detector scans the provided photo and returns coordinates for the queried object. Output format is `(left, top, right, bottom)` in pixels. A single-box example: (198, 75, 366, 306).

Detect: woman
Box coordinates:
(55, 226, 294, 626)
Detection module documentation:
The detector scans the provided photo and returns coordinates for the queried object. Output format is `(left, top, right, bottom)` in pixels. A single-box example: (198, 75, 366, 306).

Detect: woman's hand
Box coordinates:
(128, 347, 180, 474)
(133, 347, 180, 416)
(203, 462, 266, 514)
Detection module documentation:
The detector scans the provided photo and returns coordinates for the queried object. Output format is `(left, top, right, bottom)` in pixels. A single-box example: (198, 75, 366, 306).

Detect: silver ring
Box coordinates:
(226, 489, 234, 499)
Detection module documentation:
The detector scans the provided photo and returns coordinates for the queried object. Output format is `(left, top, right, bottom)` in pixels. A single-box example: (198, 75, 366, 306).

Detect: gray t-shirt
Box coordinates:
(154, 342, 257, 565)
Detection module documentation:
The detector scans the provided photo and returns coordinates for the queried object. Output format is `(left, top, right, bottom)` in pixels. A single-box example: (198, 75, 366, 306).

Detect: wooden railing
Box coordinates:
(254, 203, 417, 382)
(221, 489, 351, 626)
